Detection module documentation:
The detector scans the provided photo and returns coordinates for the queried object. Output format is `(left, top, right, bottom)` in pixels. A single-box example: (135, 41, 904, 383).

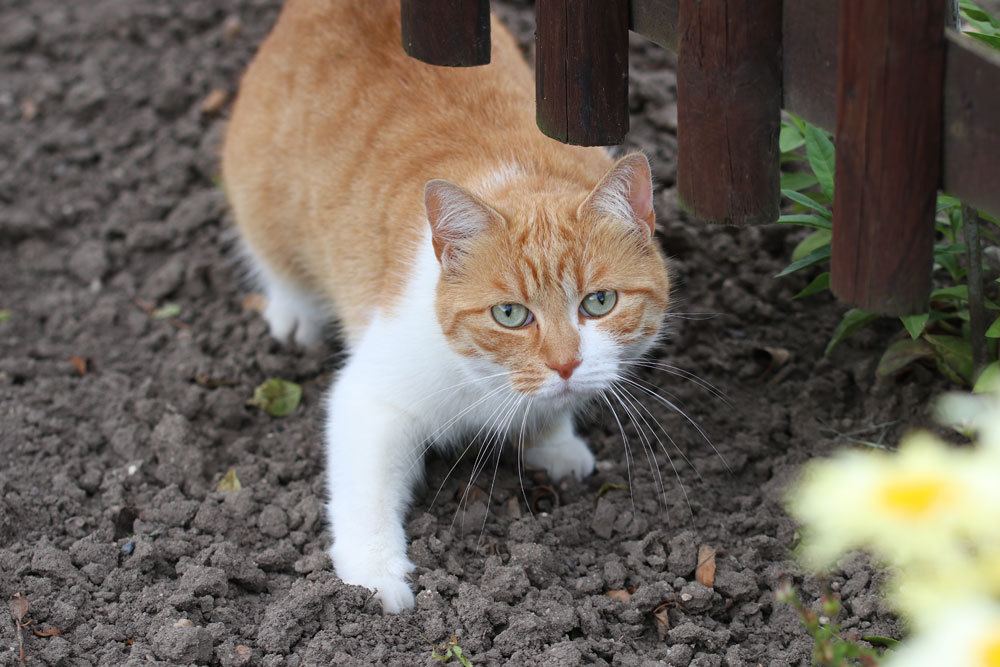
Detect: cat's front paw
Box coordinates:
(331, 546, 416, 613)
(525, 434, 596, 482)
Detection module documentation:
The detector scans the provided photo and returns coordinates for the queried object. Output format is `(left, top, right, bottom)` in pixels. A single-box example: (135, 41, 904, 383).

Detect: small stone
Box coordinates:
(68, 240, 109, 283)
(258, 505, 289, 539)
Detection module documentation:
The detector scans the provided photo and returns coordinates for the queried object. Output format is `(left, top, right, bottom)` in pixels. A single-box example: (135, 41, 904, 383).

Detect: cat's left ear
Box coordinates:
(425, 180, 504, 269)
(579, 153, 656, 239)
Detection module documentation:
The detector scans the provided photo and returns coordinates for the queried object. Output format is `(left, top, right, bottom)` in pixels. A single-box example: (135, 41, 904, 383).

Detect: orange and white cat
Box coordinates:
(223, 0, 670, 612)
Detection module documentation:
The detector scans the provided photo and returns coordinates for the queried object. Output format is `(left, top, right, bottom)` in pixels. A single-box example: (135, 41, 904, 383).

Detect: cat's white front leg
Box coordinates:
(524, 410, 596, 482)
(324, 378, 421, 613)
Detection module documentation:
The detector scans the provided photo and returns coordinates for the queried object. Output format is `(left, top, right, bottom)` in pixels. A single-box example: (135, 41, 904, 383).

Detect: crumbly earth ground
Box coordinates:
(0, 1, 944, 665)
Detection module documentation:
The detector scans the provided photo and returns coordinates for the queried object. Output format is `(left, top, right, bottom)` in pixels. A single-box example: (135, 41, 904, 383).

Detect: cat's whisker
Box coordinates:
(435, 389, 518, 516)
(462, 392, 519, 513)
(618, 374, 732, 475)
(477, 395, 526, 551)
(516, 397, 534, 518)
(614, 377, 702, 483)
(608, 384, 668, 511)
(449, 389, 523, 530)
(412, 371, 512, 406)
(662, 311, 721, 321)
(615, 381, 695, 516)
(621, 358, 731, 405)
(601, 392, 636, 514)
(403, 383, 510, 477)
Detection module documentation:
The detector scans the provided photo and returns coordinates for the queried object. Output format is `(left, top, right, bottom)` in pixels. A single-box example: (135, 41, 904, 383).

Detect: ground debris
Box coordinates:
(696, 545, 717, 588)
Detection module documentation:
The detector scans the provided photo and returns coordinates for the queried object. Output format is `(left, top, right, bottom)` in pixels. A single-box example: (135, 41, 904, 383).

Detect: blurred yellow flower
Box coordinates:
(882, 603, 1000, 667)
(788, 432, 993, 568)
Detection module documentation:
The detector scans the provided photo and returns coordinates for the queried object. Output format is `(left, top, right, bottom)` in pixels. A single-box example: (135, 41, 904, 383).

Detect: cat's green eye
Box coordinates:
(580, 290, 618, 318)
(491, 303, 532, 328)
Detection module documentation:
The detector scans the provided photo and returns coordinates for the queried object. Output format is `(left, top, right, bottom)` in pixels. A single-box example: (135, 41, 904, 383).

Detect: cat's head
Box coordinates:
(426, 153, 670, 404)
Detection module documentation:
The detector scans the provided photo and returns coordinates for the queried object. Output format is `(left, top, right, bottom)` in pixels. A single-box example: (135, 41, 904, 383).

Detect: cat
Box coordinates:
(222, 0, 671, 613)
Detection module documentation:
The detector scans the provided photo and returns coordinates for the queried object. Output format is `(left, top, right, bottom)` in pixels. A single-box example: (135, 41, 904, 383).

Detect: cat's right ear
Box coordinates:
(424, 180, 503, 269)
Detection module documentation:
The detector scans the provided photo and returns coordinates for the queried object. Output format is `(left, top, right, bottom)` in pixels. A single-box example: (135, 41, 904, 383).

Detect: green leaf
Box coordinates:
(779, 123, 806, 153)
(249, 378, 303, 417)
(216, 468, 242, 492)
(925, 334, 975, 385)
(862, 635, 901, 649)
(825, 309, 878, 356)
(974, 361, 1000, 394)
(791, 230, 832, 262)
(597, 482, 628, 499)
(452, 646, 473, 667)
(987, 316, 1000, 338)
(934, 242, 967, 258)
(876, 338, 934, 378)
(794, 272, 830, 299)
(901, 313, 930, 339)
(965, 31, 1000, 49)
(930, 285, 969, 303)
(803, 124, 836, 199)
(936, 194, 962, 212)
(0, 309, 9, 323)
(780, 171, 818, 192)
(777, 244, 831, 278)
(152, 303, 182, 319)
(776, 214, 832, 231)
(781, 189, 832, 219)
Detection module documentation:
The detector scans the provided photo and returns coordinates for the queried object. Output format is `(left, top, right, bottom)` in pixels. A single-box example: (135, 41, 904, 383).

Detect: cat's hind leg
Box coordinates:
(245, 250, 326, 347)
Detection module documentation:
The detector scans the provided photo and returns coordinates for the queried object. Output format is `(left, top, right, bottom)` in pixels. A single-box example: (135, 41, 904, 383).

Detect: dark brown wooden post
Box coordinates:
(535, 0, 630, 146)
(675, 0, 782, 226)
(400, 0, 491, 67)
(831, 0, 947, 315)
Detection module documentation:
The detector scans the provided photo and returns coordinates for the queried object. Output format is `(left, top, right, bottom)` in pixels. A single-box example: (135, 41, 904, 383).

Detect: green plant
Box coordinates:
(776, 585, 889, 666)
(784, 390, 1000, 666)
(776, 1, 1000, 388)
(432, 636, 474, 666)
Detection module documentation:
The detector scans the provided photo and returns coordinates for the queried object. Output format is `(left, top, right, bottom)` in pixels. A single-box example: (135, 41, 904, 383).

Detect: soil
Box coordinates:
(0, 1, 944, 665)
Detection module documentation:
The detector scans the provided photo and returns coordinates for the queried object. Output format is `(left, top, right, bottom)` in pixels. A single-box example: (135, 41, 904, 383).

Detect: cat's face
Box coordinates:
(427, 154, 670, 405)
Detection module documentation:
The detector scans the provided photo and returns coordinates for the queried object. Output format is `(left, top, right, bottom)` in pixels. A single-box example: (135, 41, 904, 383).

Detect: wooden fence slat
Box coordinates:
(630, 0, 1000, 221)
(831, 0, 947, 315)
(400, 0, 490, 67)
(943, 32, 1000, 215)
(535, 0, 630, 146)
(676, 0, 783, 225)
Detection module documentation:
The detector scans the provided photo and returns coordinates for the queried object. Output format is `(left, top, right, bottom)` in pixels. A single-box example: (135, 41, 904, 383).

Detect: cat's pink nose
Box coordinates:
(547, 359, 581, 380)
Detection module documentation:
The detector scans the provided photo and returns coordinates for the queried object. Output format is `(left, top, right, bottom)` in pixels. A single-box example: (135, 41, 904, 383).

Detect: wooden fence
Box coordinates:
(400, 0, 1000, 317)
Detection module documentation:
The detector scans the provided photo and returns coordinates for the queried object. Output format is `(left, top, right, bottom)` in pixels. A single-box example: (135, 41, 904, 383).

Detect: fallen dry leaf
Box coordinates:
(505, 496, 522, 519)
(234, 644, 252, 665)
(696, 545, 717, 588)
(652, 601, 671, 639)
(241, 292, 267, 313)
(216, 468, 242, 493)
(9, 593, 28, 622)
(530, 484, 559, 513)
(32, 627, 61, 638)
(20, 99, 38, 121)
(69, 355, 89, 376)
(222, 15, 242, 41)
(606, 589, 631, 603)
(248, 378, 302, 417)
(152, 303, 181, 320)
(201, 88, 228, 115)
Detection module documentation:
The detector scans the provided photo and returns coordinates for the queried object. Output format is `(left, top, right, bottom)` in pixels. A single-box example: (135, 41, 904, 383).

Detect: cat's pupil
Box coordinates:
(502, 304, 513, 317)
(594, 292, 606, 304)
